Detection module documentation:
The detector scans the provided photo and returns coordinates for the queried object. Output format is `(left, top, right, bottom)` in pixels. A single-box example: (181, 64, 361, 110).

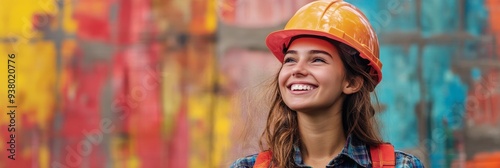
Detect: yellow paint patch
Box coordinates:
(0, 41, 56, 129)
(0, 0, 57, 37)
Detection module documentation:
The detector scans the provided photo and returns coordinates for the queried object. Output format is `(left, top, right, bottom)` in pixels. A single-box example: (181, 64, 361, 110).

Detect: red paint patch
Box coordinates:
(466, 70, 500, 125)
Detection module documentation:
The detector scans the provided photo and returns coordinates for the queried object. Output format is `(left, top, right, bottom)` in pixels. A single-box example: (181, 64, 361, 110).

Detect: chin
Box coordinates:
(285, 100, 334, 113)
(285, 103, 315, 112)
(283, 98, 316, 110)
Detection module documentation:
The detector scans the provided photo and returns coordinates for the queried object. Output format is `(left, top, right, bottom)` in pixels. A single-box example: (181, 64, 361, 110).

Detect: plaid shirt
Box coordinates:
(230, 135, 424, 168)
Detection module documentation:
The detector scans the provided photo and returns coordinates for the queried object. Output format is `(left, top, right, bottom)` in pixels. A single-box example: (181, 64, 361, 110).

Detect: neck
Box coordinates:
(297, 106, 346, 166)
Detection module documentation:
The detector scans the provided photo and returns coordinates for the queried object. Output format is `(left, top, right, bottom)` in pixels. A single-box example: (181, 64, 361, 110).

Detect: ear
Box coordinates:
(342, 76, 364, 94)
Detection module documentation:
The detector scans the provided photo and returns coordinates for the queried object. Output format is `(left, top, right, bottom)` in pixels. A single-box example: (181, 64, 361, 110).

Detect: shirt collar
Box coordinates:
(293, 135, 371, 167)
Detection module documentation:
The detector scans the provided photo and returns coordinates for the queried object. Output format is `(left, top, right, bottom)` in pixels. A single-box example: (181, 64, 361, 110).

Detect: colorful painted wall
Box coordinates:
(0, 0, 499, 167)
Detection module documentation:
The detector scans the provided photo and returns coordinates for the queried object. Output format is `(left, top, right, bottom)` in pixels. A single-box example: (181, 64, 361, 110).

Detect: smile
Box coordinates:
(290, 84, 317, 91)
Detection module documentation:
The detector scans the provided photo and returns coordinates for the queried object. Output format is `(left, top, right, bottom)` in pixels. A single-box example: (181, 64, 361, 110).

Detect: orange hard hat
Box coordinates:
(266, 0, 382, 84)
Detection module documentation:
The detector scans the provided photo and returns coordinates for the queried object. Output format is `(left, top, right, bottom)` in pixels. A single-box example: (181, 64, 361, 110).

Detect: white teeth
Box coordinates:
(291, 84, 315, 91)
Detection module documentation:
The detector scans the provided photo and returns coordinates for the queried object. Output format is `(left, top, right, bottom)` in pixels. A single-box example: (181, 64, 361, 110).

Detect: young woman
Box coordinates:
(231, 0, 424, 168)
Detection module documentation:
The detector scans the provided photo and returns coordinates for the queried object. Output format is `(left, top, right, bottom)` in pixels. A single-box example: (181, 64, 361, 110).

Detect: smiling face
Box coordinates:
(278, 37, 350, 113)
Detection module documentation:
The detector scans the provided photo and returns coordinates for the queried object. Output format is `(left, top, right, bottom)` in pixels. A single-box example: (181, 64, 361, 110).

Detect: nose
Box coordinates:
(291, 60, 308, 77)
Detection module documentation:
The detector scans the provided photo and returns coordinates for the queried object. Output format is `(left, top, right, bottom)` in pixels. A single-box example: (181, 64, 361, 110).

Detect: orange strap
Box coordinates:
(254, 151, 272, 168)
(370, 143, 396, 168)
(254, 144, 395, 168)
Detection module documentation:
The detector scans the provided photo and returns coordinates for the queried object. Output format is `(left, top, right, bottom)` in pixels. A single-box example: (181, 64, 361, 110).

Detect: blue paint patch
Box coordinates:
(463, 41, 481, 59)
(465, 0, 488, 36)
(421, 0, 459, 36)
(343, 1, 486, 167)
(471, 67, 481, 81)
(376, 44, 420, 149)
(422, 45, 468, 167)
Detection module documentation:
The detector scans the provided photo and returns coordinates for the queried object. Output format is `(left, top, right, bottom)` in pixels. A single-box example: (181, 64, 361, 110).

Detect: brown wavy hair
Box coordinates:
(260, 36, 383, 168)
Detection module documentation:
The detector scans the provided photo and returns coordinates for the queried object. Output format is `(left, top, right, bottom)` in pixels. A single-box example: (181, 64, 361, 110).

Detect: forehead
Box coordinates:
(287, 37, 339, 54)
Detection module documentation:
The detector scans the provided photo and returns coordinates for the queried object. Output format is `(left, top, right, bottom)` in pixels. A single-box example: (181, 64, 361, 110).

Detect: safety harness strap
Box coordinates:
(254, 150, 272, 168)
(370, 143, 396, 168)
(253, 144, 395, 168)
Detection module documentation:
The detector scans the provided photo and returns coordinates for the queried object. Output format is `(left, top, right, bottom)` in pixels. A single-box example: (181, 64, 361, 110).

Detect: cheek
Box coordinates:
(277, 75, 285, 87)
(316, 68, 344, 86)
(278, 70, 288, 87)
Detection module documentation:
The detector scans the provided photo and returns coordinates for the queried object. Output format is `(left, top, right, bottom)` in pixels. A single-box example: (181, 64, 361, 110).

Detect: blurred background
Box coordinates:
(0, 0, 499, 167)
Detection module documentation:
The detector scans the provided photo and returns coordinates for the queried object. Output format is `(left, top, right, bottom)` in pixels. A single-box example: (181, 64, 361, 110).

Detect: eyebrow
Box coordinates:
(285, 50, 332, 58)
(309, 50, 332, 58)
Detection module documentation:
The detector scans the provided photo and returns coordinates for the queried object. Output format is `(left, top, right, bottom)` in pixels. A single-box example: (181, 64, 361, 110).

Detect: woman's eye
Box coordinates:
(312, 58, 326, 63)
(284, 57, 295, 63)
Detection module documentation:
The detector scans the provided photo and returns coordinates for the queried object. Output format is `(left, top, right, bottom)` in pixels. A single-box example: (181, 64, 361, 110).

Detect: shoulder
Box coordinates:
(394, 150, 425, 168)
(230, 153, 258, 168)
